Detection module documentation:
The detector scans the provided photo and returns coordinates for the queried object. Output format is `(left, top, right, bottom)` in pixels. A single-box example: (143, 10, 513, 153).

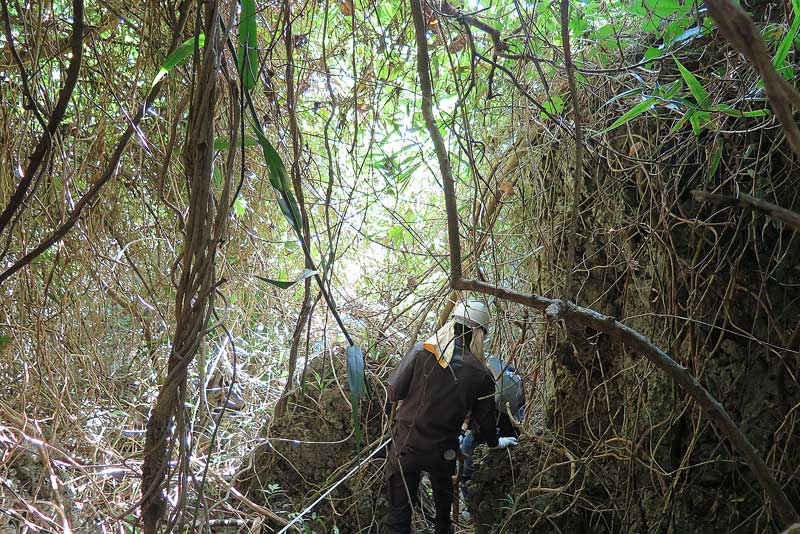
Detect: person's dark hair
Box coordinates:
(454, 322, 473, 349)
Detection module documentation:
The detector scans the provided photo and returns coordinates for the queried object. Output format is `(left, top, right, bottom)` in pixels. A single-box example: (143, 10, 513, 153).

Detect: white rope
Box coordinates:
(277, 438, 392, 533)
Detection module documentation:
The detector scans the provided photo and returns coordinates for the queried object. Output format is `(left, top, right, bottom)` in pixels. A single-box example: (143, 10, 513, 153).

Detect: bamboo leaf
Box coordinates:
(346, 345, 366, 452)
(656, 79, 683, 99)
(152, 34, 205, 88)
(602, 97, 657, 133)
(214, 135, 259, 150)
(277, 196, 299, 231)
(599, 88, 642, 109)
(689, 112, 702, 135)
(670, 107, 695, 133)
(238, 0, 259, 91)
(739, 109, 772, 118)
(255, 269, 317, 289)
(674, 57, 710, 108)
(248, 112, 302, 235)
(250, 120, 291, 192)
(712, 104, 772, 118)
(774, 0, 800, 77)
(283, 193, 302, 233)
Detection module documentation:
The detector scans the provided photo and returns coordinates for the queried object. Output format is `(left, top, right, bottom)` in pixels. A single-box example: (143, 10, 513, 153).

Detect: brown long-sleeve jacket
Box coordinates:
(387, 339, 499, 460)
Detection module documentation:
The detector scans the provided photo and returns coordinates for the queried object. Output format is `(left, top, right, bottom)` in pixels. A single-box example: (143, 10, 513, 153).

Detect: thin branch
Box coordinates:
(559, 0, 584, 303)
(411, 0, 800, 527)
(436, 143, 527, 328)
(0, 0, 84, 238)
(692, 190, 800, 232)
(412, 0, 462, 283)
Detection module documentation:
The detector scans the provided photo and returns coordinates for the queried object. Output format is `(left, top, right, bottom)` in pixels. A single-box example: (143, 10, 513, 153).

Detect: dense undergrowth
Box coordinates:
(1, 0, 799, 532)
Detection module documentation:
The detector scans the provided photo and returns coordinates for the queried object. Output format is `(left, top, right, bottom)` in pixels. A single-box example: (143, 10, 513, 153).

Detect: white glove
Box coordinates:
(496, 437, 518, 449)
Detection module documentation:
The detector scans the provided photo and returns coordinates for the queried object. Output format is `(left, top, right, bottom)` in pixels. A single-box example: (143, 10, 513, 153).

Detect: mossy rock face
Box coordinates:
(497, 53, 800, 532)
(235, 349, 389, 533)
(469, 439, 613, 534)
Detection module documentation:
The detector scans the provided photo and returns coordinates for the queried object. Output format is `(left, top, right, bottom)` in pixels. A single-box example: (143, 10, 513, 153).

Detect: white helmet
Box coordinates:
(453, 300, 490, 331)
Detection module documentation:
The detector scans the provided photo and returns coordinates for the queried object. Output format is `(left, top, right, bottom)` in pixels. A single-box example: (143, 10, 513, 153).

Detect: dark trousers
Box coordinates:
(385, 447, 455, 534)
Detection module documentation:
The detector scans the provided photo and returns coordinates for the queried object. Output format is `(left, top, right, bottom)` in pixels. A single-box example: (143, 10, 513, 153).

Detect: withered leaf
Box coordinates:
(339, 0, 354, 16)
(499, 179, 515, 196)
(449, 35, 467, 53)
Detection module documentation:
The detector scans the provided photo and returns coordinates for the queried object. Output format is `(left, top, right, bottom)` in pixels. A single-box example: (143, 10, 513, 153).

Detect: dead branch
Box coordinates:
(0, 10, 116, 69)
(436, 0, 508, 53)
(692, 190, 800, 232)
(0, 0, 47, 127)
(411, 0, 800, 527)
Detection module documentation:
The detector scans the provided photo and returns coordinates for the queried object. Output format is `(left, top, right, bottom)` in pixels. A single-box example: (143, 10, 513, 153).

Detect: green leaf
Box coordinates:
(656, 79, 683, 99)
(248, 110, 303, 236)
(739, 109, 772, 118)
(569, 17, 588, 35)
(675, 57, 710, 108)
(712, 103, 772, 118)
(388, 224, 405, 245)
(670, 107, 694, 133)
(602, 88, 643, 108)
(233, 197, 247, 217)
(643, 46, 661, 65)
(774, 2, 800, 77)
(250, 119, 291, 193)
(663, 20, 688, 47)
(238, 0, 259, 91)
(645, 0, 682, 17)
(255, 268, 317, 289)
(602, 97, 657, 133)
(346, 345, 366, 452)
(542, 95, 565, 118)
(152, 34, 205, 88)
(593, 24, 615, 39)
(214, 135, 259, 150)
(689, 112, 701, 135)
(277, 195, 302, 233)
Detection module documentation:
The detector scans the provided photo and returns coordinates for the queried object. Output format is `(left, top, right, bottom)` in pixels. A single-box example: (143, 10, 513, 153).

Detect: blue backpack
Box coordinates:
(486, 356, 525, 421)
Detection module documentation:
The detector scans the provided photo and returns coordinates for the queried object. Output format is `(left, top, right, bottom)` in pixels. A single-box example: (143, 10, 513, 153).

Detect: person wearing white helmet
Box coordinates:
(384, 299, 517, 534)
